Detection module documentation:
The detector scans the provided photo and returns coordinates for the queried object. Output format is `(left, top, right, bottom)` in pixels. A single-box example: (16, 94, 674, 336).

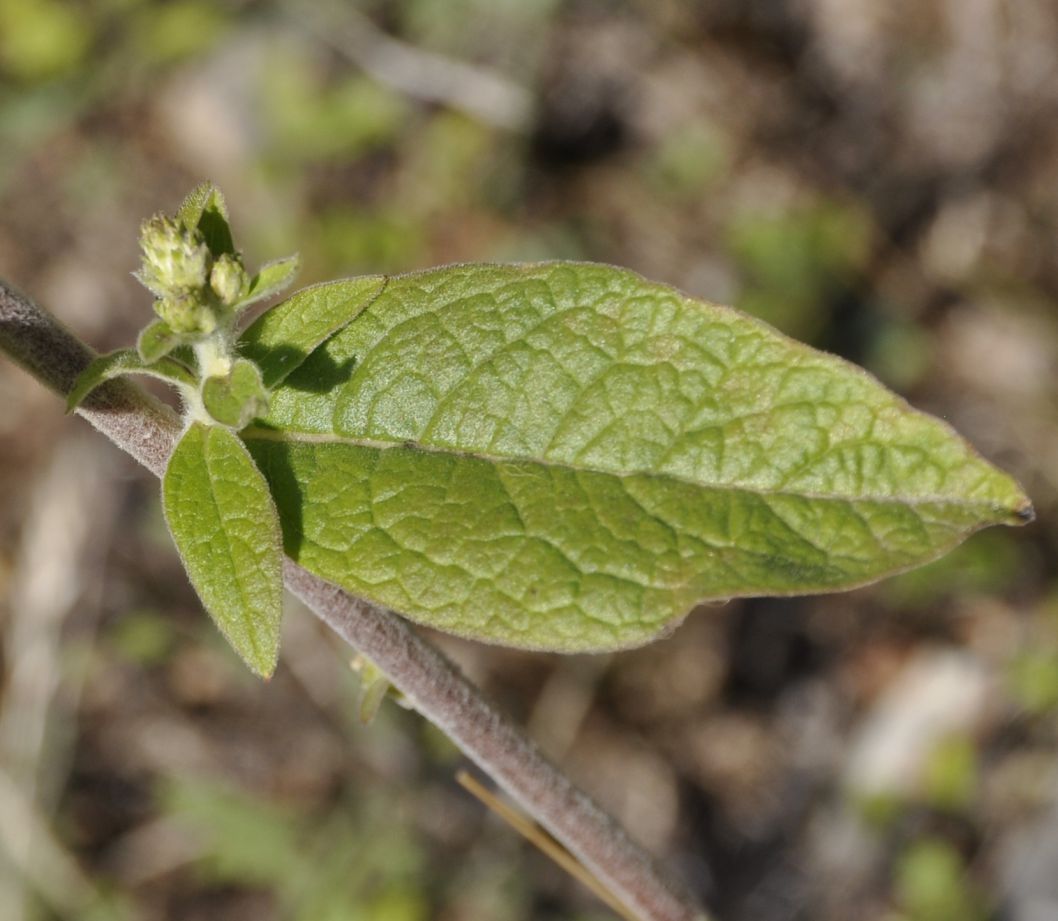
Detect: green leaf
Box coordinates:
(177, 180, 235, 257)
(352, 655, 392, 725)
(242, 262, 1032, 653)
(163, 422, 283, 677)
(202, 358, 269, 429)
(239, 275, 384, 388)
(67, 348, 196, 412)
(896, 839, 986, 921)
(236, 254, 301, 311)
(137, 318, 183, 362)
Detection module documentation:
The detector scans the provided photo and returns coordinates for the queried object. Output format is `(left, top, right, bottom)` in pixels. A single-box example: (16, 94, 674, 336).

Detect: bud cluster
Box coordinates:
(136, 215, 248, 336)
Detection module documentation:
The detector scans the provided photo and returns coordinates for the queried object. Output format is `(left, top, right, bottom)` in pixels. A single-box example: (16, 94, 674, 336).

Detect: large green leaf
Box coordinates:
(163, 422, 284, 677)
(241, 262, 1031, 652)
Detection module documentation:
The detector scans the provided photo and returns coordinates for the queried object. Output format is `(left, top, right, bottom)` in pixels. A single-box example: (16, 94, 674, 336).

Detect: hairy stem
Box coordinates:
(0, 279, 708, 921)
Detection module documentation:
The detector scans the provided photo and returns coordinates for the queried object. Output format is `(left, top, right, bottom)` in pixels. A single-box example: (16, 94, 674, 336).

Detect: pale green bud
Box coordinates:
(155, 291, 217, 336)
(137, 215, 211, 297)
(210, 253, 247, 306)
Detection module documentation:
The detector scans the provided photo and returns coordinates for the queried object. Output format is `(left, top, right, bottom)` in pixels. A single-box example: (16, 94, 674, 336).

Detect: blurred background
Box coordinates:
(1, 1, 1057, 919)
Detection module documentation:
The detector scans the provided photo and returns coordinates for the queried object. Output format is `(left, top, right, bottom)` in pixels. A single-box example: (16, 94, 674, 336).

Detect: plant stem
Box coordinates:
(0, 279, 709, 921)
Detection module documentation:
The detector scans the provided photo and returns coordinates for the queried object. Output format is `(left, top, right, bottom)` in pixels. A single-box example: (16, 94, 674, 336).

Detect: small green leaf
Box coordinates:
(177, 181, 235, 257)
(202, 358, 269, 428)
(177, 181, 225, 227)
(239, 275, 385, 388)
(163, 422, 283, 677)
(352, 655, 392, 724)
(242, 262, 1032, 653)
(137, 319, 183, 362)
(67, 349, 196, 412)
(236, 254, 301, 311)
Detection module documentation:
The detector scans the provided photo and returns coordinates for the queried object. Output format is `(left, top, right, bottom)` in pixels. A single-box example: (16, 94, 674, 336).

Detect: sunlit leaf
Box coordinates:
(239, 262, 1031, 652)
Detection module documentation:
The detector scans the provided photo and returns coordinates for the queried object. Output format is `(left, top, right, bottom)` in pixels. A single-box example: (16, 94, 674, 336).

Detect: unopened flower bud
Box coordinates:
(156, 291, 217, 336)
(210, 253, 246, 306)
(137, 215, 211, 297)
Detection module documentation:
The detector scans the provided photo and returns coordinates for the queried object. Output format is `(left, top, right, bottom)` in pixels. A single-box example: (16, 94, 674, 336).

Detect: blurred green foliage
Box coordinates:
(644, 121, 729, 200)
(861, 315, 932, 391)
(1007, 600, 1058, 715)
(394, 0, 559, 68)
(892, 839, 987, 921)
(0, 0, 92, 81)
(108, 609, 179, 667)
(163, 776, 431, 921)
(1009, 649, 1058, 715)
(728, 202, 873, 341)
(881, 530, 1022, 609)
(131, 0, 231, 65)
(313, 210, 424, 275)
(263, 62, 409, 163)
(921, 734, 978, 812)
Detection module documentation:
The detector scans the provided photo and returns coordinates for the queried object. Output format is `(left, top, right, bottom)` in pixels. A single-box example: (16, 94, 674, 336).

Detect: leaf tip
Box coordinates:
(246, 635, 280, 680)
(996, 474, 1034, 527)
(214, 611, 280, 681)
(1012, 497, 1035, 526)
(251, 657, 278, 681)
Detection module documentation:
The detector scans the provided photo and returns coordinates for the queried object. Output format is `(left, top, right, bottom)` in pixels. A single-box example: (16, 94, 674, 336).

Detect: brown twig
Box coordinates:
(0, 279, 708, 921)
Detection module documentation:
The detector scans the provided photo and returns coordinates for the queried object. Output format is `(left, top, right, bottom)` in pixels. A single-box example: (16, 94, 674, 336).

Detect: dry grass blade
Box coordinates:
(457, 769, 642, 921)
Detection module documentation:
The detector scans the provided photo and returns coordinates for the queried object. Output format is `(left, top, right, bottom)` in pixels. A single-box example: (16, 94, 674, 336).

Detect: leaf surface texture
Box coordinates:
(242, 263, 1031, 651)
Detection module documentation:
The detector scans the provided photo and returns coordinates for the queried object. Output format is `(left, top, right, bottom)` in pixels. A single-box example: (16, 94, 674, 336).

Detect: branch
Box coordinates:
(0, 280, 708, 921)
(285, 0, 533, 132)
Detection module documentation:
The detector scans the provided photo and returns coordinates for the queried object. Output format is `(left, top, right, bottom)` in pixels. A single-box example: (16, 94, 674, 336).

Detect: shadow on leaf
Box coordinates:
(244, 437, 305, 560)
(242, 343, 357, 393)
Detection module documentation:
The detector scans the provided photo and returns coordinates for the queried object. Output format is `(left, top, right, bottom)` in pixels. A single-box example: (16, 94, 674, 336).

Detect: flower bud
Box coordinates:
(210, 253, 246, 306)
(155, 291, 217, 336)
(137, 215, 211, 297)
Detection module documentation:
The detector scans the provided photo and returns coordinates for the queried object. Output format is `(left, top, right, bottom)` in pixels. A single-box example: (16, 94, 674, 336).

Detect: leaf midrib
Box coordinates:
(201, 429, 267, 664)
(239, 425, 1005, 515)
